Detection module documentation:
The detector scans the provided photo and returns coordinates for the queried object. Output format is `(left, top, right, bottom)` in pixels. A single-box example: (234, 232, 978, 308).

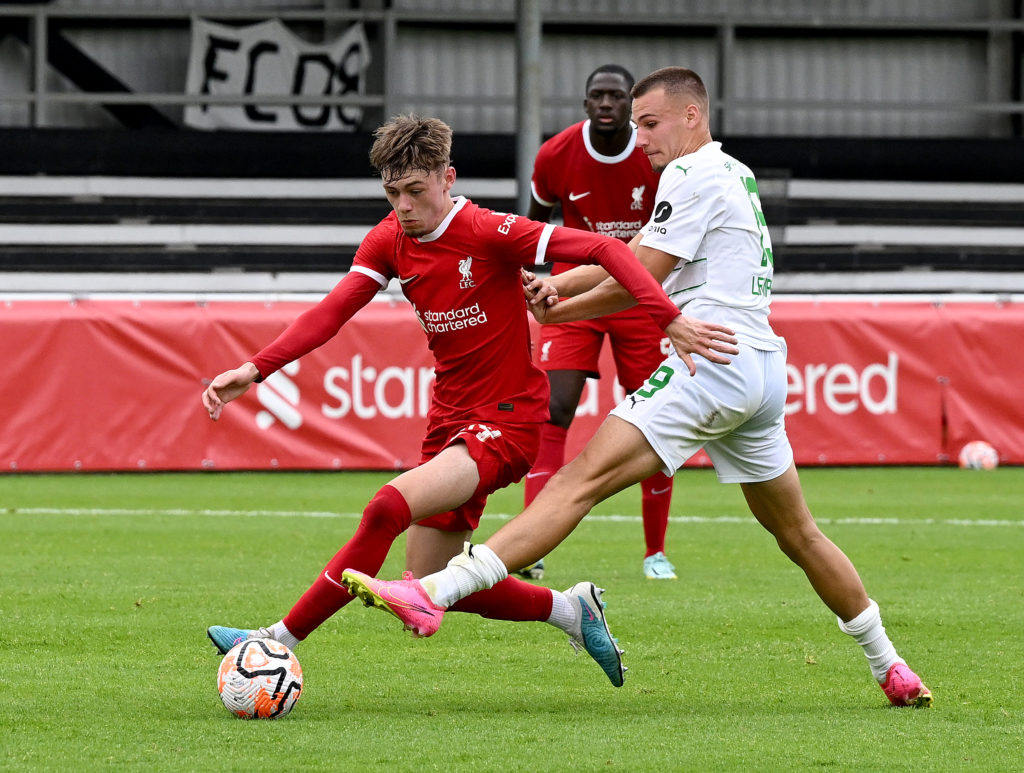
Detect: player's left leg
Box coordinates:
(741, 465, 869, 620)
(405, 523, 555, 627)
(741, 466, 932, 707)
(343, 416, 660, 612)
(723, 349, 930, 706)
(346, 435, 626, 685)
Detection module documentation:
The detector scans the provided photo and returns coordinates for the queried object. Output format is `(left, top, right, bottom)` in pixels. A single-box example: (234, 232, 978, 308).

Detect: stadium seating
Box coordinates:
(2, 171, 1022, 295)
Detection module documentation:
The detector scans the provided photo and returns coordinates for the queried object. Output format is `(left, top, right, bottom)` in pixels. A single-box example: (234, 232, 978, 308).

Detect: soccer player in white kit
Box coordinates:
(345, 68, 932, 708)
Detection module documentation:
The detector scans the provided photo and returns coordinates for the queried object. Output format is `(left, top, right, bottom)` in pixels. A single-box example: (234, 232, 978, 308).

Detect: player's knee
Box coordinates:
(773, 520, 824, 562)
(547, 408, 574, 429)
(547, 395, 578, 428)
(359, 485, 409, 533)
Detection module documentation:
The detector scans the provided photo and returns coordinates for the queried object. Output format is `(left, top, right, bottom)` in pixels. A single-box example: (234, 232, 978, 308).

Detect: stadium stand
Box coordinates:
(2, 133, 1022, 295)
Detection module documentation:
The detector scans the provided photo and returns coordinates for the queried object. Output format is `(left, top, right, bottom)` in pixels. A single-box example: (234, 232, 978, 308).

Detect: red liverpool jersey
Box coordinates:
(531, 119, 659, 274)
(351, 197, 552, 425)
(253, 197, 679, 427)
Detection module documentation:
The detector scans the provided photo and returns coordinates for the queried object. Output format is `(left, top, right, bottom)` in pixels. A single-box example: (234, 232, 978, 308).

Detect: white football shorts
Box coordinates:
(609, 343, 794, 483)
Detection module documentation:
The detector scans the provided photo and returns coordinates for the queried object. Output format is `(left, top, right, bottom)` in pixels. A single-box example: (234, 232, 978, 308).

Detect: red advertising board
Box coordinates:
(2, 296, 1021, 472)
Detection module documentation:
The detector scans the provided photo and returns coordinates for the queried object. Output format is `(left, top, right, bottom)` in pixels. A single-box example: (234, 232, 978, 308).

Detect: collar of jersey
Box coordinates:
(415, 195, 468, 242)
(581, 119, 637, 164)
(676, 140, 722, 165)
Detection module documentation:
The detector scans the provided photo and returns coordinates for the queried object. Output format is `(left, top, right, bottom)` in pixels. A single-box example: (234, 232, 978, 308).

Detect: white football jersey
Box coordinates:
(639, 141, 784, 351)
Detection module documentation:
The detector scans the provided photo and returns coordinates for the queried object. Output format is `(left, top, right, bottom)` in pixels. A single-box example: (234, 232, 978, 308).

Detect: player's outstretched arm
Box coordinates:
(203, 271, 382, 422)
(202, 362, 261, 421)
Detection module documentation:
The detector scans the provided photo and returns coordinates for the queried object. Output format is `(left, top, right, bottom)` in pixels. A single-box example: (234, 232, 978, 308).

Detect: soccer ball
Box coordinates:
(217, 638, 303, 719)
(957, 440, 999, 470)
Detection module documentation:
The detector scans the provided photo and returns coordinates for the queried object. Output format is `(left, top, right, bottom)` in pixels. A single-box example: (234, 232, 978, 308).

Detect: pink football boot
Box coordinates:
(881, 662, 933, 707)
(342, 569, 446, 638)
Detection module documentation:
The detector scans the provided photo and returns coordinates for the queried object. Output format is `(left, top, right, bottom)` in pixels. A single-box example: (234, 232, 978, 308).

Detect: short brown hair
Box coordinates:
(632, 67, 709, 114)
(369, 115, 452, 183)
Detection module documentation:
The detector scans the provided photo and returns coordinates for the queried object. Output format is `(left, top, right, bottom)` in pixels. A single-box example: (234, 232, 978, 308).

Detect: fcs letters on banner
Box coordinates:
(184, 18, 371, 131)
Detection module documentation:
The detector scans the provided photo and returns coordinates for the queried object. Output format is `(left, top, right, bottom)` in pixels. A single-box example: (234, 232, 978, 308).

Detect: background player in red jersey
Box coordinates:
(202, 114, 738, 686)
(521, 64, 677, 581)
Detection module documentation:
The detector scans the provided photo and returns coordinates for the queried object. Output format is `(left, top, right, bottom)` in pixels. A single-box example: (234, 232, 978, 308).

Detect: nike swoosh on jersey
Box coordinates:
(525, 471, 552, 479)
(568, 191, 591, 202)
(399, 275, 419, 285)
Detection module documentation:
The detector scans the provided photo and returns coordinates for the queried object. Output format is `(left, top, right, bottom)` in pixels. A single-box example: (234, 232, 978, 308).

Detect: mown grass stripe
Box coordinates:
(8, 506, 1023, 527)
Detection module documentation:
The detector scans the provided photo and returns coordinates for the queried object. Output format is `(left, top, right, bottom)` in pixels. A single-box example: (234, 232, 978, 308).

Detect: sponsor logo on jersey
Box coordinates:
(540, 340, 552, 362)
(653, 201, 673, 223)
(592, 219, 644, 240)
(630, 185, 645, 211)
(413, 301, 489, 334)
(495, 212, 519, 235)
(568, 191, 591, 202)
(458, 256, 475, 288)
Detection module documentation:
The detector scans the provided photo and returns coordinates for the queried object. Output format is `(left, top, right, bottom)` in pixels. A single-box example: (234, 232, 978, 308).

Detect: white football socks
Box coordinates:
(420, 542, 508, 609)
(545, 590, 575, 634)
(837, 599, 902, 683)
(268, 621, 300, 651)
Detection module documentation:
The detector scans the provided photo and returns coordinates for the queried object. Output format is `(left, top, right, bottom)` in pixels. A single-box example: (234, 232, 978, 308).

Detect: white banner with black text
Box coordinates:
(184, 18, 371, 131)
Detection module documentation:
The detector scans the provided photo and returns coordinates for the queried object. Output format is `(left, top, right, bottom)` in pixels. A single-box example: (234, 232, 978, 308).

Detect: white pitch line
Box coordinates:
(6, 507, 1024, 527)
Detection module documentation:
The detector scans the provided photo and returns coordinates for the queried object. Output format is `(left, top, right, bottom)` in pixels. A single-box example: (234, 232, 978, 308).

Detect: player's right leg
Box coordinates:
(207, 625, 275, 655)
(345, 413, 662, 645)
(342, 553, 627, 687)
(488, 416, 664, 573)
(207, 445, 481, 652)
(387, 417, 662, 621)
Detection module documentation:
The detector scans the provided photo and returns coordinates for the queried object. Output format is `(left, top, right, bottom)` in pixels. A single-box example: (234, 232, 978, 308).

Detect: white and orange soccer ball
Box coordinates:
(217, 638, 303, 719)
(957, 440, 999, 470)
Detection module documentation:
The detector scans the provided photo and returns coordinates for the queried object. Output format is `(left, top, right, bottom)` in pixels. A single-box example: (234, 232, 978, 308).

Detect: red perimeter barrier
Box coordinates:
(2, 296, 1021, 472)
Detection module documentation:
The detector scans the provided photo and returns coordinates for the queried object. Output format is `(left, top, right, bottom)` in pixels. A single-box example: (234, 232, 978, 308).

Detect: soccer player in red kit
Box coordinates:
(202, 114, 738, 687)
(521, 64, 677, 581)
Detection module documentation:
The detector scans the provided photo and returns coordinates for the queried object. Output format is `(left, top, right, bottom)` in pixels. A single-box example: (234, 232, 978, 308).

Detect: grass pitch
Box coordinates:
(2, 467, 1022, 771)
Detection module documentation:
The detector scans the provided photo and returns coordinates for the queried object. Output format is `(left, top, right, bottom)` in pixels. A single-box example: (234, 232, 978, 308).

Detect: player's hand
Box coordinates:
(521, 269, 559, 310)
(202, 362, 260, 421)
(665, 315, 739, 376)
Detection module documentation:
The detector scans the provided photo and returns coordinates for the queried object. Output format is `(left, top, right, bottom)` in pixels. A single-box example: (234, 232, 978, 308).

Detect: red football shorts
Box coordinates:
(535, 306, 667, 392)
(415, 417, 542, 532)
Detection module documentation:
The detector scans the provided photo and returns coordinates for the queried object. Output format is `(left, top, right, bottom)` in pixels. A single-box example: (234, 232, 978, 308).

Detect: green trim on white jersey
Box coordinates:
(639, 141, 784, 351)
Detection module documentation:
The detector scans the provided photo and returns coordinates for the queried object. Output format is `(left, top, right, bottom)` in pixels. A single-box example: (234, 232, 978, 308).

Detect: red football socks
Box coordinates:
(450, 576, 554, 621)
(524, 423, 568, 505)
(641, 471, 673, 557)
(283, 484, 411, 639)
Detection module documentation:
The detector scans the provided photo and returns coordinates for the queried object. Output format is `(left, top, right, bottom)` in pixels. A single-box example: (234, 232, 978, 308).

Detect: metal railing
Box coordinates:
(0, 4, 1022, 133)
